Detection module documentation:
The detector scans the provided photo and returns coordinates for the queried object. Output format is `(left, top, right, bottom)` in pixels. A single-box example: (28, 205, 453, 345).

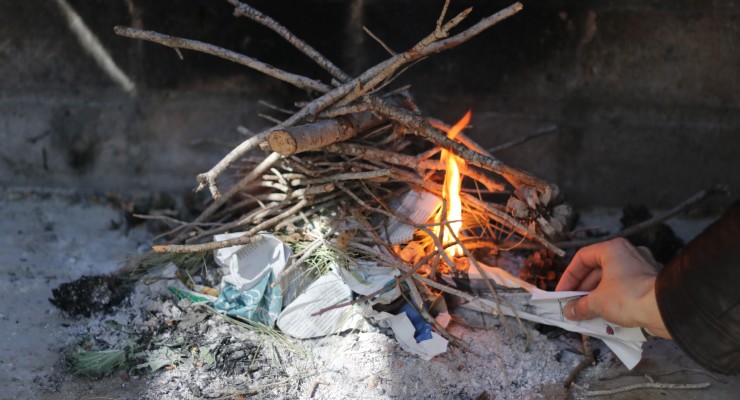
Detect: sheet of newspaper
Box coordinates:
(460, 263, 646, 369)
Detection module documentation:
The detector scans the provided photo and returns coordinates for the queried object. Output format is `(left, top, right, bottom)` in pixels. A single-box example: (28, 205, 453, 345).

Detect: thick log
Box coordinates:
(268, 111, 385, 156)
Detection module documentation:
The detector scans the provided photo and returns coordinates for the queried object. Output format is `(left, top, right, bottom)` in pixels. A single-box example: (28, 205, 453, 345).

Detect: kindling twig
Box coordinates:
(155, 199, 308, 253)
(599, 368, 725, 383)
(563, 334, 594, 388)
(556, 184, 728, 248)
(572, 381, 710, 397)
(488, 125, 558, 153)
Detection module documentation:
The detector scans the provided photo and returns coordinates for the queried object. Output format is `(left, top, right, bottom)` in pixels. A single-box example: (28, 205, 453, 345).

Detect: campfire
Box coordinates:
(109, 0, 652, 358)
(49, 0, 723, 392)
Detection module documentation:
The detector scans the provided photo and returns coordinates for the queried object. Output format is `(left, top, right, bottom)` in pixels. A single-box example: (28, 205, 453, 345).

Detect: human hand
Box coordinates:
(555, 238, 671, 339)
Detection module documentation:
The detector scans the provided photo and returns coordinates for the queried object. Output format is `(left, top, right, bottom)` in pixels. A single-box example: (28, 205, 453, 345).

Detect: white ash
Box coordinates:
(54, 276, 582, 400)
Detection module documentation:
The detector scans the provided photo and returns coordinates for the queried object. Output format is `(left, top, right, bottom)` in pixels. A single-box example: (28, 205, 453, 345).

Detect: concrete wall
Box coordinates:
(2, 0, 739, 211)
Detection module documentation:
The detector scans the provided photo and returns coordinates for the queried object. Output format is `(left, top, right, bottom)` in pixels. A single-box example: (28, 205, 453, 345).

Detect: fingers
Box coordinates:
(563, 296, 598, 321)
(555, 240, 611, 291)
(577, 268, 602, 291)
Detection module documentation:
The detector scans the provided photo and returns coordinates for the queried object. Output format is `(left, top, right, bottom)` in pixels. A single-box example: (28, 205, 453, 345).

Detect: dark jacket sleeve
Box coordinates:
(655, 200, 740, 374)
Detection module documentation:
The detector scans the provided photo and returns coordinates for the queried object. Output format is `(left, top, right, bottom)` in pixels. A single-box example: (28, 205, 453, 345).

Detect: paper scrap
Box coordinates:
(373, 310, 448, 360)
(277, 266, 367, 339)
(214, 232, 291, 292)
(338, 259, 400, 304)
(385, 191, 440, 244)
(211, 232, 290, 327)
(459, 262, 646, 369)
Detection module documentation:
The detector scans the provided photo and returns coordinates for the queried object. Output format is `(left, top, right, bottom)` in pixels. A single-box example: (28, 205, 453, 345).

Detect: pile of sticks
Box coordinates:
(116, 1, 582, 347)
(116, 0, 565, 259)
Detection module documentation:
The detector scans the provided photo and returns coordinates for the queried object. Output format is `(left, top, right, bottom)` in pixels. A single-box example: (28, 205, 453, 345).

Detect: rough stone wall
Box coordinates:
(1, 0, 739, 210)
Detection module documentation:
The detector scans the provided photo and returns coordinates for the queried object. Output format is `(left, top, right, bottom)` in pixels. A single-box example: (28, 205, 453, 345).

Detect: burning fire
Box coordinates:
(433, 110, 471, 258)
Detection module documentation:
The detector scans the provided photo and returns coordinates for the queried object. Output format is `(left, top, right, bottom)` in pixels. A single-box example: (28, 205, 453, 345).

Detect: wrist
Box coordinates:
(637, 277, 671, 339)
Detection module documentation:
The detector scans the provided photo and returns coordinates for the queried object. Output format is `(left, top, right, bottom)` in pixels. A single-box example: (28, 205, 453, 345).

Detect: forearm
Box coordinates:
(655, 201, 740, 374)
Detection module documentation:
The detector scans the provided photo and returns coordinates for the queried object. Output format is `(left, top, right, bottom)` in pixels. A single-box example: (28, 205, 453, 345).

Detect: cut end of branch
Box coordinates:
(152, 245, 166, 253)
(268, 130, 298, 156)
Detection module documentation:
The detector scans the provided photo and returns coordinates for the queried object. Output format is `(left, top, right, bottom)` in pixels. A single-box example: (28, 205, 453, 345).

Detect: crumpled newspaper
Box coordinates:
(211, 232, 289, 327)
(457, 261, 646, 369)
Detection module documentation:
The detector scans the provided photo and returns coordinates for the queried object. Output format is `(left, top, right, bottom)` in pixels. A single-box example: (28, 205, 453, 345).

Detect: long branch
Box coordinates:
(113, 26, 330, 93)
(556, 184, 728, 248)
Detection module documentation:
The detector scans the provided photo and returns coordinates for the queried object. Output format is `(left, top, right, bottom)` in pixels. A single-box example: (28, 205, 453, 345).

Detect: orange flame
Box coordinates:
(434, 110, 471, 258)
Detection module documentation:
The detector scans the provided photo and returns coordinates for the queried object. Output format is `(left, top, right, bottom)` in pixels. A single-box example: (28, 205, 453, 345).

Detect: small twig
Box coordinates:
(557, 184, 728, 248)
(363, 26, 396, 55)
(175, 152, 282, 242)
(228, 0, 349, 82)
(153, 232, 264, 253)
(488, 125, 558, 153)
(303, 379, 330, 400)
(258, 99, 296, 115)
(563, 334, 594, 388)
(572, 381, 710, 397)
(600, 368, 725, 384)
(155, 199, 308, 253)
(436, 0, 452, 29)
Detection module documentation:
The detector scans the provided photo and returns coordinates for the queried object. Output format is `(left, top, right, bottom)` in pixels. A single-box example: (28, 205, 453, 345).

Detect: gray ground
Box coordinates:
(1, 188, 737, 400)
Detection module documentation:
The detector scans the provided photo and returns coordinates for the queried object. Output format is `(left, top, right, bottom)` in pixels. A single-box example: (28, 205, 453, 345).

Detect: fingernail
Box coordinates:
(564, 302, 575, 319)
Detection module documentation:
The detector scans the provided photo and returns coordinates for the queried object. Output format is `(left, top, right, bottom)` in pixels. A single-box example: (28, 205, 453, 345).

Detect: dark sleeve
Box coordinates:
(655, 200, 740, 374)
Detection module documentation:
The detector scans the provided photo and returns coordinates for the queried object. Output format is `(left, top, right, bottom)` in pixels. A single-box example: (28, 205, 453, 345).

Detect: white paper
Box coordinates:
(214, 232, 290, 292)
(459, 262, 646, 369)
(338, 259, 401, 304)
(385, 191, 441, 244)
(277, 266, 367, 339)
(373, 311, 448, 361)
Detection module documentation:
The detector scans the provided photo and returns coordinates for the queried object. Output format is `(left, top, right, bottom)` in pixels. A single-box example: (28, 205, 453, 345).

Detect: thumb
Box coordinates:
(564, 296, 598, 321)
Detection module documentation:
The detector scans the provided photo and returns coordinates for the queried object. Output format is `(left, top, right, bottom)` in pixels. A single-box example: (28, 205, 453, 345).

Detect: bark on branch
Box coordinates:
(268, 110, 385, 156)
(113, 26, 331, 93)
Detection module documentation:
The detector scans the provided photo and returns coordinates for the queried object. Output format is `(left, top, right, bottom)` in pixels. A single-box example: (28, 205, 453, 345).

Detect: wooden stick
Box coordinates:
(556, 184, 728, 249)
(268, 111, 385, 155)
(599, 368, 725, 383)
(563, 334, 594, 388)
(113, 26, 330, 93)
(488, 125, 557, 153)
(227, 0, 349, 82)
(572, 382, 710, 397)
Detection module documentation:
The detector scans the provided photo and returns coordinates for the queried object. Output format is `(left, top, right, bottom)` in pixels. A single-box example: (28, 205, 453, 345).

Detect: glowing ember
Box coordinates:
(434, 110, 471, 257)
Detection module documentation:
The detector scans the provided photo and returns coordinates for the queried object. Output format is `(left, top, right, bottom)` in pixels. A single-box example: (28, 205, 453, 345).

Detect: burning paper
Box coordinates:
(385, 190, 441, 245)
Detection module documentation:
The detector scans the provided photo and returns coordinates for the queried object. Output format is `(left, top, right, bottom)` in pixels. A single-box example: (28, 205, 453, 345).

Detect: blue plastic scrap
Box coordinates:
(213, 271, 283, 327)
(398, 303, 433, 343)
